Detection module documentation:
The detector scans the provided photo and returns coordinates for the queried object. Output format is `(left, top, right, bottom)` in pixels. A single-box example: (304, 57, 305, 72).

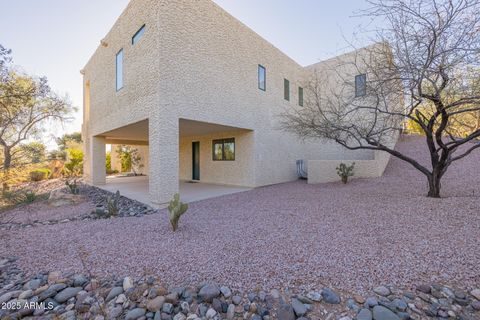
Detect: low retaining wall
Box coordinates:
(307, 138, 397, 184)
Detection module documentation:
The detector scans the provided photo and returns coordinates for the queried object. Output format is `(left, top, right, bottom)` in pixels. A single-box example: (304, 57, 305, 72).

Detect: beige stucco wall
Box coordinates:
(82, 0, 397, 204)
(179, 130, 255, 187)
(307, 134, 398, 184)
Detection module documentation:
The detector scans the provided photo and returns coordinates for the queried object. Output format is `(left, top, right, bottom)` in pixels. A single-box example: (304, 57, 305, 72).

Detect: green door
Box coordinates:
(192, 141, 200, 180)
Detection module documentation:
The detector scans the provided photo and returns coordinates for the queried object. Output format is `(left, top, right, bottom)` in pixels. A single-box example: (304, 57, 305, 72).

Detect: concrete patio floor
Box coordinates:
(98, 176, 251, 207)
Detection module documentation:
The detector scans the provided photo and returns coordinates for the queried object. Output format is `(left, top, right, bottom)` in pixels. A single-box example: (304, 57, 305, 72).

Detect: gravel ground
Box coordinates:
(2, 136, 479, 294)
(0, 200, 93, 224)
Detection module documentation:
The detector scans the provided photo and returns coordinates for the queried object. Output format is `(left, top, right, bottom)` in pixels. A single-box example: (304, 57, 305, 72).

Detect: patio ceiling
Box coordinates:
(179, 118, 252, 137)
(100, 119, 149, 143)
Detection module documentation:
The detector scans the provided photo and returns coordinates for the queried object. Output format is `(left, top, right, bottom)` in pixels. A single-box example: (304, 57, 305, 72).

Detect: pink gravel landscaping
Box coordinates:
(1, 136, 479, 294)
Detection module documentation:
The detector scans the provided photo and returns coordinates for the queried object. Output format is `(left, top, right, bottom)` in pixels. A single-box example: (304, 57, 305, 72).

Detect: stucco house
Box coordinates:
(82, 0, 395, 205)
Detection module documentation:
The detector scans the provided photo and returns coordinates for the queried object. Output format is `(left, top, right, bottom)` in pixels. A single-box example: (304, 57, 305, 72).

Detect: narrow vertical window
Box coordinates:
(355, 74, 366, 97)
(116, 49, 123, 91)
(298, 87, 304, 106)
(132, 24, 145, 45)
(258, 65, 266, 91)
(284, 79, 290, 101)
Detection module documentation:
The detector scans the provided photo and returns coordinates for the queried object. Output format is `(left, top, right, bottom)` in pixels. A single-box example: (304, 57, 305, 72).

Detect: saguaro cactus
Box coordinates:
(168, 193, 188, 231)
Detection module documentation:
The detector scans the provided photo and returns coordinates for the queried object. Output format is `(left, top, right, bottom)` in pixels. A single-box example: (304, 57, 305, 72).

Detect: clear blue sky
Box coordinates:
(0, 0, 374, 147)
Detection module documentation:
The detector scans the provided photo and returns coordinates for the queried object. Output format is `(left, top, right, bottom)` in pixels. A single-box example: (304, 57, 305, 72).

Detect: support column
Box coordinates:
(149, 117, 179, 205)
(88, 136, 106, 185)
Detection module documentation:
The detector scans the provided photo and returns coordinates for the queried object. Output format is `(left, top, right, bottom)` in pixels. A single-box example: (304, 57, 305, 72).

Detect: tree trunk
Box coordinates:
(3, 147, 11, 171)
(427, 173, 442, 198)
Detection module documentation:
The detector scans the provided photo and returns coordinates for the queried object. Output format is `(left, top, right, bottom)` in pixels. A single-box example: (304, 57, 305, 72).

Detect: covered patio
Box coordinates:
(99, 176, 251, 207)
(86, 118, 254, 206)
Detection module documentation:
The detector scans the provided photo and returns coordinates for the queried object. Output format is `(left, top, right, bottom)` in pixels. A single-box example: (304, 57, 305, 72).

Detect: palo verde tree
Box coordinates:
(0, 45, 75, 170)
(282, 0, 480, 198)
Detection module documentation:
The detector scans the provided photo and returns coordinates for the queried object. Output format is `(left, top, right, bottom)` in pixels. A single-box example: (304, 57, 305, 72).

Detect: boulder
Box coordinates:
(48, 188, 83, 207)
(54, 287, 82, 303)
(322, 288, 341, 304)
(147, 296, 166, 312)
(198, 284, 220, 302)
(125, 308, 146, 320)
(372, 305, 400, 320)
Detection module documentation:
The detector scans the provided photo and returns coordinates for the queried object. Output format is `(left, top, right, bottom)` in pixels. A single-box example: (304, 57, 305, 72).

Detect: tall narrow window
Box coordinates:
(298, 86, 304, 106)
(116, 49, 123, 91)
(258, 65, 266, 91)
(132, 25, 145, 45)
(355, 74, 366, 97)
(284, 79, 290, 101)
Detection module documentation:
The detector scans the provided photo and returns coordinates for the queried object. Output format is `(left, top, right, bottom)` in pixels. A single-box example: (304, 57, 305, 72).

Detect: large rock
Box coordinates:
(306, 291, 322, 302)
(147, 296, 166, 312)
(357, 309, 373, 320)
(198, 284, 220, 302)
(291, 298, 307, 317)
(471, 289, 480, 301)
(372, 305, 400, 320)
(322, 288, 341, 304)
(226, 304, 235, 320)
(123, 277, 134, 291)
(23, 279, 42, 290)
(106, 286, 123, 302)
(125, 308, 146, 320)
(220, 286, 232, 298)
(54, 287, 82, 303)
(373, 286, 391, 297)
(277, 303, 296, 320)
(48, 189, 83, 207)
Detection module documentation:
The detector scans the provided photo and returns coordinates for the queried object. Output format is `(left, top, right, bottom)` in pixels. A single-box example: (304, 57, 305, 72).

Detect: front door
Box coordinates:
(192, 141, 200, 180)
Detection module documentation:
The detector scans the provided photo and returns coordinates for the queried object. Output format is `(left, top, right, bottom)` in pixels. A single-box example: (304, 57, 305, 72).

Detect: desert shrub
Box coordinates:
(63, 148, 83, 177)
(168, 193, 188, 232)
(2, 189, 24, 204)
(2, 188, 37, 205)
(65, 179, 80, 194)
(24, 190, 37, 203)
(106, 151, 112, 173)
(29, 168, 51, 181)
(336, 162, 355, 184)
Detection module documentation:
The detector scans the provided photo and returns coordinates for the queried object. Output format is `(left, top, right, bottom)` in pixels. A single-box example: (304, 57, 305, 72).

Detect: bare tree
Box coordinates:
(282, 0, 480, 198)
(0, 45, 75, 170)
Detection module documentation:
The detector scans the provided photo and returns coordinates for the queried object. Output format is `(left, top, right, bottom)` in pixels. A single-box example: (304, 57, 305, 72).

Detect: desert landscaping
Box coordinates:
(1, 137, 479, 320)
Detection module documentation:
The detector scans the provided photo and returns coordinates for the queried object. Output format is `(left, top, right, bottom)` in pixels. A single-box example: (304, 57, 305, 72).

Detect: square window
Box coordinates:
(284, 79, 290, 101)
(212, 138, 235, 161)
(258, 65, 266, 91)
(355, 74, 366, 97)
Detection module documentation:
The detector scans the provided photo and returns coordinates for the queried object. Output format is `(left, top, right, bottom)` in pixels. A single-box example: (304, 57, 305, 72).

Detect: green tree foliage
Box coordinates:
(115, 145, 143, 175)
(19, 141, 46, 164)
(0, 44, 75, 170)
(106, 151, 112, 172)
(55, 132, 82, 151)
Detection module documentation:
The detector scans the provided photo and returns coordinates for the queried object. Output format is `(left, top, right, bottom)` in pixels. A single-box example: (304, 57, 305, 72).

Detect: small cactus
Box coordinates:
(336, 162, 355, 184)
(106, 190, 121, 217)
(168, 193, 188, 231)
(65, 179, 80, 194)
